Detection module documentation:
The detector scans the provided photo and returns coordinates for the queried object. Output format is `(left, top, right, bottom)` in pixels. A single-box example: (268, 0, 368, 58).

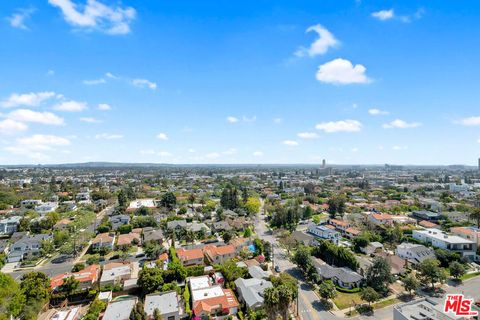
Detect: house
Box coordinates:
(91, 233, 116, 250)
(48, 307, 80, 320)
(53, 219, 72, 231)
(418, 220, 439, 229)
(291, 230, 315, 245)
(367, 213, 393, 226)
(212, 221, 232, 232)
(360, 241, 384, 255)
(189, 276, 239, 319)
(395, 243, 435, 264)
(127, 199, 158, 212)
(451, 226, 480, 247)
(412, 228, 476, 260)
(100, 261, 139, 288)
(109, 214, 131, 230)
(144, 291, 183, 320)
(248, 265, 272, 280)
(188, 222, 211, 235)
(316, 264, 363, 289)
(8, 233, 52, 262)
(329, 219, 350, 232)
(229, 237, 252, 254)
(234, 278, 273, 311)
(375, 253, 407, 275)
(307, 224, 340, 244)
(0, 216, 21, 234)
(177, 248, 204, 266)
(21, 199, 43, 207)
(50, 265, 100, 291)
(167, 220, 188, 232)
(412, 210, 441, 221)
(35, 202, 58, 214)
(345, 227, 361, 239)
(203, 245, 235, 264)
(393, 297, 471, 320)
(103, 297, 137, 320)
(143, 228, 164, 244)
(116, 233, 141, 247)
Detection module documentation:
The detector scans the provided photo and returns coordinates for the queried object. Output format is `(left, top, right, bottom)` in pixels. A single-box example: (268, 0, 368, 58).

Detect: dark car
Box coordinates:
(51, 255, 71, 264)
(274, 265, 280, 273)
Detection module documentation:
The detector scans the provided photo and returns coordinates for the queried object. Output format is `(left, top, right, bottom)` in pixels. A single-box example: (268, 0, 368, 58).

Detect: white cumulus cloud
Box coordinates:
(0, 119, 28, 134)
(371, 9, 395, 21)
(7, 7, 35, 30)
(132, 78, 157, 90)
(98, 103, 111, 110)
(80, 117, 101, 123)
(156, 133, 168, 140)
(295, 24, 339, 57)
(383, 119, 421, 129)
(283, 140, 299, 146)
(253, 151, 264, 157)
(368, 108, 389, 115)
(316, 58, 371, 85)
(7, 109, 64, 125)
(456, 116, 480, 126)
(53, 100, 87, 112)
(297, 132, 319, 139)
(315, 119, 362, 133)
(226, 116, 239, 123)
(1, 91, 56, 108)
(48, 0, 136, 35)
(95, 133, 123, 140)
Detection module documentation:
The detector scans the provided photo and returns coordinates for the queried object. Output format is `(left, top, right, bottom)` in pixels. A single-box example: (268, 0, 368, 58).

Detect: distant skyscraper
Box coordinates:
(478, 158, 480, 171)
(322, 159, 326, 169)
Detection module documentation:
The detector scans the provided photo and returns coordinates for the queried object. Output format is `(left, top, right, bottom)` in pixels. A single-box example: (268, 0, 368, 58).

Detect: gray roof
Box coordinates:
(167, 220, 187, 229)
(248, 265, 272, 279)
(144, 291, 180, 317)
(143, 228, 164, 242)
(317, 265, 363, 284)
(234, 278, 273, 309)
(103, 298, 137, 320)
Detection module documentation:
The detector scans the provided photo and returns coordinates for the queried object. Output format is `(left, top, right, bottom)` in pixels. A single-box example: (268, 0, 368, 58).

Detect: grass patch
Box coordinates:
(345, 297, 400, 317)
(460, 271, 480, 281)
(333, 291, 364, 310)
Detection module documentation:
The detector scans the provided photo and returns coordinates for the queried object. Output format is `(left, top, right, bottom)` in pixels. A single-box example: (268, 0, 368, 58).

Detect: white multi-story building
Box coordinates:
(307, 224, 340, 244)
(412, 228, 476, 261)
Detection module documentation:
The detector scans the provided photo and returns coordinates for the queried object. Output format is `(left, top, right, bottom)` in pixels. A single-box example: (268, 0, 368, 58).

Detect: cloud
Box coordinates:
(392, 145, 408, 151)
(456, 116, 480, 126)
(368, 108, 389, 115)
(316, 119, 362, 133)
(188, 148, 195, 153)
(7, 109, 64, 125)
(95, 133, 123, 139)
(46, 70, 55, 76)
(0, 119, 28, 134)
(48, 0, 136, 35)
(283, 140, 299, 146)
(273, 118, 283, 124)
(80, 117, 101, 123)
(382, 119, 421, 129)
(156, 133, 168, 140)
(297, 132, 319, 139)
(5, 134, 70, 160)
(53, 100, 87, 112)
(1, 91, 57, 108)
(226, 116, 239, 123)
(253, 151, 264, 157)
(83, 78, 106, 85)
(98, 103, 111, 110)
(316, 58, 371, 85)
(158, 151, 172, 157)
(295, 24, 339, 57)
(371, 9, 395, 21)
(132, 78, 157, 90)
(7, 7, 35, 30)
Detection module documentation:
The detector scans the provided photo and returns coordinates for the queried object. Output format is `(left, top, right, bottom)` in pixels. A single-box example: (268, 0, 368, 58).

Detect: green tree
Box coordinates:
(153, 308, 163, 320)
(402, 274, 420, 296)
(0, 272, 26, 320)
(138, 268, 164, 294)
(360, 287, 380, 306)
(20, 271, 51, 302)
(243, 227, 252, 238)
(449, 261, 466, 280)
(160, 192, 177, 209)
(418, 258, 447, 289)
(365, 256, 393, 296)
(59, 276, 79, 296)
(219, 259, 248, 288)
(130, 301, 147, 320)
(318, 280, 337, 301)
(470, 208, 480, 228)
(40, 239, 55, 256)
(293, 245, 313, 274)
(244, 197, 261, 215)
(118, 190, 128, 208)
(144, 242, 164, 259)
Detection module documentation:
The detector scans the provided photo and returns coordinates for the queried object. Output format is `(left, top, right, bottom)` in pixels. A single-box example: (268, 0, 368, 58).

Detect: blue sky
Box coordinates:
(1, 0, 480, 165)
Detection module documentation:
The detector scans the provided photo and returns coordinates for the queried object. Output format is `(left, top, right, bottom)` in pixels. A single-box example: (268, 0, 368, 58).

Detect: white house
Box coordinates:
(0, 216, 21, 234)
(307, 224, 340, 244)
(412, 228, 476, 261)
(395, 242, 435, 264)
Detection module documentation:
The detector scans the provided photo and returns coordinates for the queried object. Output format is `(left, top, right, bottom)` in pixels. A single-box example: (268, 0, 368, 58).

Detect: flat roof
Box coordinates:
(144, 291, 179, 316)
(189, 275, 211, 291)
(414, 228, 475, 244)
(191, 285, 224, 302)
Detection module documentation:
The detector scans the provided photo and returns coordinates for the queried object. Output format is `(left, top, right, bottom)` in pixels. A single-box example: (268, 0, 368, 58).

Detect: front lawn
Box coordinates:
(460, 271, 480, 281)
(333, 291, 364, 310)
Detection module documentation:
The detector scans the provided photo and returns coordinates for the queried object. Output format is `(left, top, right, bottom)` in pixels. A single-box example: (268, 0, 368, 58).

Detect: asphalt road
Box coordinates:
(9, 205, 114, 280)
(253, 202, 480, 320)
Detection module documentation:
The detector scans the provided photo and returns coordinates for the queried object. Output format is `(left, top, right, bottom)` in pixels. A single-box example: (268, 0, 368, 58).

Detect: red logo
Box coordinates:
(444, 294, 478, 316)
